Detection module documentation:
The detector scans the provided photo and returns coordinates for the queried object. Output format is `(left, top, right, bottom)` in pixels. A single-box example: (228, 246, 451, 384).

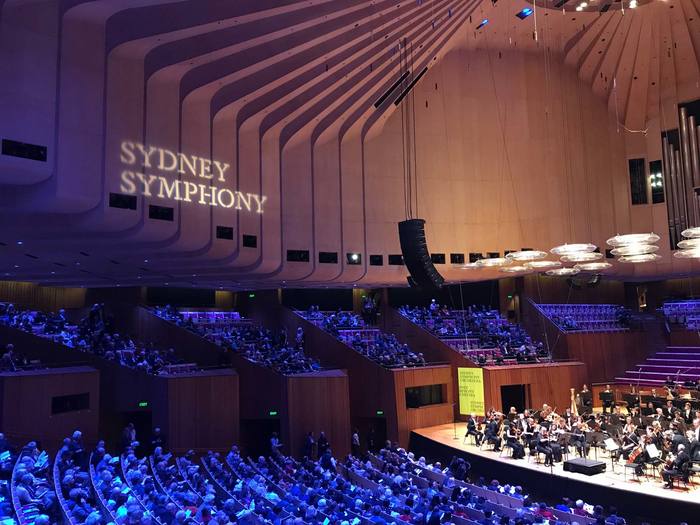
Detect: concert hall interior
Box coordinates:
(2, 1, 700, 524)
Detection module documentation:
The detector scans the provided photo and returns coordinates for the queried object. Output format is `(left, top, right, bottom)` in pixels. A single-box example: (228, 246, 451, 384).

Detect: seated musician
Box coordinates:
(681, 402, 694, 425)
(619, 419, 640, 461)
(641, 401, 655, 417)
(609, 406, 624, 426)
(629, 406, 643, 427)
(661, 444, 691, 488)
(601, 384, 614, 414)
(663, 400, 676, 420)
(570, 419, 589, 458)
(506, 422, 525, 459)
(507, 406, 518, 421)
(464, 414, 483, 446)
(628, 436, 648, 477)
(690, 418, 700, 459)
(579, 384, 592, 412)
(483, 414, 502, 452)
(536, 428, 558, 466)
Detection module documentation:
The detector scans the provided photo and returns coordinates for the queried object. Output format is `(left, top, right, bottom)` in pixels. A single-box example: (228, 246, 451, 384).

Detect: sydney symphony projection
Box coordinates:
(119, 141, 267, 213)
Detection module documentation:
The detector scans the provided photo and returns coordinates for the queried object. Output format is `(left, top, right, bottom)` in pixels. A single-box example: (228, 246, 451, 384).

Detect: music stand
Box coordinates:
(604, 438, 620, 473)
(645, 443, 662, 478)
(599, 391, 614, 413)
(586, 432, 606, 461)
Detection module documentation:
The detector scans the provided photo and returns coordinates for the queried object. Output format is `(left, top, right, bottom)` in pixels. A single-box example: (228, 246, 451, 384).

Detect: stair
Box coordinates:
(614, 314, 700, 385)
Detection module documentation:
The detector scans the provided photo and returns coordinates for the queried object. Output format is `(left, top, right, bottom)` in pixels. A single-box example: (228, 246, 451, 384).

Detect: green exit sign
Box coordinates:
(376, 410, 384, 416)
(269, 410, 278, 416)
(248, 293, 256, 298)
(138, 401, 149, 408)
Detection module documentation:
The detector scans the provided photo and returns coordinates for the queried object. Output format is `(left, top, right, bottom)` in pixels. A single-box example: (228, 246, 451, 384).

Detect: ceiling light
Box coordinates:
(499, 265, 530, 273)
(606, 233, 660, 247)
(610, 244, 659, 256)
(550, 243, 597, 256)
(545, 268, 581, 277)
(681, 227, 700, 238)
(475, 257, 511, 268)
(506, 250, 547, 261)
(677, 238, 700, 250)
(574, 262, 613, 272)
(673, 248, 700, 259)
(617, 253, 662, 263)
(560, 252, 604, 263)
(525, 260, 562, 269)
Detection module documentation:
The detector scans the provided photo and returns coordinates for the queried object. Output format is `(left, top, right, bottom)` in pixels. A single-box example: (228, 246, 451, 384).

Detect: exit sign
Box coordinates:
(138, 401, 149, 408)
(376, 410, 384, 416)
(269, 410, 278, 416)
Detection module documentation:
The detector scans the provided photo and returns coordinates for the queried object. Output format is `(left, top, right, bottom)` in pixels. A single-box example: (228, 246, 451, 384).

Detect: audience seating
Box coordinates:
(0, 303, 198, 376)
(298, 307, 427, 368)
(3, 431, 626, 525)
(154, 306, 321, 374)
(399, 304, 549, 366)
(534, 304, 630, 333)
(662, 300, 700, 330)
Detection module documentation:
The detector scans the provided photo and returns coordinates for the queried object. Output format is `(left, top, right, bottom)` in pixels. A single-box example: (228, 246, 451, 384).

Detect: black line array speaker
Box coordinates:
(398, 219, 445, 289)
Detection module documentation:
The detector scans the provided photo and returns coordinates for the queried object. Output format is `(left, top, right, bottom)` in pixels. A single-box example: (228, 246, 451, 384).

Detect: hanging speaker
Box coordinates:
(398, 219, 445, 289)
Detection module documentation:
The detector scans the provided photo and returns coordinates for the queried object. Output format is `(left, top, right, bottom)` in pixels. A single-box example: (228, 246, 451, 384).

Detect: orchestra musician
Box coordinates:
(506, 422, 526, 459)
(570, 418, 589, 457)
(600, 384, 614, 414)
(579, 384, 592, 412)
(689, 418, 700, 458)
(535, 428, 556, 466)
(627, 435, 649, 477)
(484, 413, 503, 452)
(681, 402, 693, 425)
(641, 401, 655, 417)
(464, 413, 483, 446)
(663, 399, 677, 420)
(609, 406, 623, 426)
(661, 444, 690, 488)
(618, 417, 640, 461)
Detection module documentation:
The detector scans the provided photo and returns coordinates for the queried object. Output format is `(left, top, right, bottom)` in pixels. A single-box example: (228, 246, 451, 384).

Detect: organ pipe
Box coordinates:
(663, 107, 700, 246)
(679, 108, 697, 225)
(663, 136, 678, 247)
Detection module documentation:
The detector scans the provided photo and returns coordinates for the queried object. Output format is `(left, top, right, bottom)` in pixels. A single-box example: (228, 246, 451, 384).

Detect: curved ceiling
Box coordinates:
(0, 0, 699, 288)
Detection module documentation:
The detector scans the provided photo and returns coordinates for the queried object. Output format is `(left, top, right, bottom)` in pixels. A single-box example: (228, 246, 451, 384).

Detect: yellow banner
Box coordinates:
(458, 367, 485, 415)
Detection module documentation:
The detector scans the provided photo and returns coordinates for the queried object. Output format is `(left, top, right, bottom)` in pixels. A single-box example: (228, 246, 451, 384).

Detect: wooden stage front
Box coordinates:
(411, 424, 699, 524)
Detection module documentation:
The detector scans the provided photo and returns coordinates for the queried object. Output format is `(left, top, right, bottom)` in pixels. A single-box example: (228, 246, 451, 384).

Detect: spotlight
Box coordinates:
(515, 7, 533, 19)
(347, 253, 362, 265)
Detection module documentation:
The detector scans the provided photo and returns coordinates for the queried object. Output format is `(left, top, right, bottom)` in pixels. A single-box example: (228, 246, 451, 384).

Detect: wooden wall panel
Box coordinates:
(482, 362, 588, 415)
(0, 323, 238, 453)
(384, 306, 474, 422)
(0, 281, 86, 312)
(163, 370, 239, 454)
(283, 371, 351, 458)
(0, 366, 99, 451)
(564, 331, 648, 384)
(668, 329, 700, 346)
(392, 366, 454, 448)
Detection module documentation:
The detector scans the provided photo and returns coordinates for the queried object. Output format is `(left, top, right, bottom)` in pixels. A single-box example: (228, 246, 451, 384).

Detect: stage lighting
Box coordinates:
(476, 18, 489, 30)
(347, 252, 362, 265)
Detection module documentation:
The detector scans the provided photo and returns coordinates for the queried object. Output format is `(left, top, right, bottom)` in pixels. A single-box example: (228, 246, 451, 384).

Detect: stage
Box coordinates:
(410, 424, 699, 524)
